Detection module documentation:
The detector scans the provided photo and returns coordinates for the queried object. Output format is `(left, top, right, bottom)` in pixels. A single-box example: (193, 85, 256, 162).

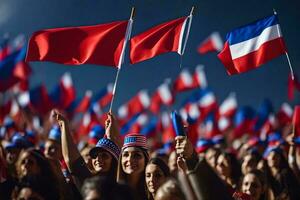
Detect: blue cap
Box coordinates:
(196, 138, 213, 153)
(89, 138, 120, 160)
(5, 133, 31, 150)
(263, 146, 282, 158)
(212, 135, 225, 145)
(48, 126, 61, 143)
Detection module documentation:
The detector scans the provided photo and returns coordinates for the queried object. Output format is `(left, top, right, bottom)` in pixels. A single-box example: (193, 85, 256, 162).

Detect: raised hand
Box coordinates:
(105, 112, 121, 147)
(175, 136, 194, 160)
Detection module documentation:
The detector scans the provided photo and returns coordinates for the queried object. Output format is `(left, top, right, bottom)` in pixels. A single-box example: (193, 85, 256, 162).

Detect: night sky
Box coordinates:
(1, 0, 300, 112)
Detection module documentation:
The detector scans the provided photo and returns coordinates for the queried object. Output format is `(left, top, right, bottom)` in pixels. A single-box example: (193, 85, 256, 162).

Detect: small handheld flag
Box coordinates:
(171, 111, 185, 136)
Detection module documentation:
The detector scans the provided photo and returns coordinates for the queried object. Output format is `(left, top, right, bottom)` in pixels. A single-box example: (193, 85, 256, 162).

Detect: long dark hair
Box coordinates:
(146, 157, 170, 200)
(117, 147, 149, 200)
(15, 148, 60, 200)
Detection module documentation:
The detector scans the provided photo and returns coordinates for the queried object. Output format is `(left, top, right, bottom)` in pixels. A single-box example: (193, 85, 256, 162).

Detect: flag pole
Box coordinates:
(273, 9, 295, 80)
(179, 6, 195, 68)
(109, 7, 135, 112)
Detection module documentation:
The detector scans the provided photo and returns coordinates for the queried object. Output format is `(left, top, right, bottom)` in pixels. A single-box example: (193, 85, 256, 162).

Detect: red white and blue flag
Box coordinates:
(197, 32, 223, 54)
(218, 14, 287, 75)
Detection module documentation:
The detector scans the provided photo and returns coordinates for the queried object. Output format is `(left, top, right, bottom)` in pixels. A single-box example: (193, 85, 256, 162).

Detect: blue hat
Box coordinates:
(5, 133, 31, 150)
(196, 139, 213, 153)
(212, 135, 225, 145)
(263, 146, 282, 158)
(89, 138, 120, 160)
(48, 126, 61, 143)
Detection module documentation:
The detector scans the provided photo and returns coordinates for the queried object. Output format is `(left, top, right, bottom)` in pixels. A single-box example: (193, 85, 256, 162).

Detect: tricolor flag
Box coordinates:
(193, 65, 207, 89)
(75, 90, 92, 113)
(150, 80, 174, 114)
(218, 14, 287, 75)
(276, 102, 293, 127)
(197, 32, 223, 54)
(26, 20, 129, 67)
(173, 68, 197, 92)
(49, 73, 76, 109)
(218, 93, 237, 119)
(93, 83, 113, 109)
(118, 90, 150, 120)
(130, 17, 188, 64)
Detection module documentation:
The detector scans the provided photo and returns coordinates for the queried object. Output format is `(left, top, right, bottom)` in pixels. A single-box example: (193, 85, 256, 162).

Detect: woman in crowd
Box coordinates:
(216, 151, 241, 193)
(145, 157, 170, 200)
(264, 146, 300, 200)
(14, 148, 60, 200)
(241, 149, 261, 175)
(117, 133, 149, 200)
(240, 169, 269, 200)
(52, 110, 121, 187)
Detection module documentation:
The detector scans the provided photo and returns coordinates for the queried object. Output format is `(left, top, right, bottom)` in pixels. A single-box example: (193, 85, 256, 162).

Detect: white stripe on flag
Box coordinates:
(229, 24, 282, 59)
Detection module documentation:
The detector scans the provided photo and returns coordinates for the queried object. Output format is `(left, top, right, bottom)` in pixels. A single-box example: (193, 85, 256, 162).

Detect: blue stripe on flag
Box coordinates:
(227, 15, 278, 45)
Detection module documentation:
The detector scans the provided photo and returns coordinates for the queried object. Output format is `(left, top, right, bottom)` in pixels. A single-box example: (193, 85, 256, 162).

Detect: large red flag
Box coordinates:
(130, 17, 187, 64)
(26, 21, 128, 67)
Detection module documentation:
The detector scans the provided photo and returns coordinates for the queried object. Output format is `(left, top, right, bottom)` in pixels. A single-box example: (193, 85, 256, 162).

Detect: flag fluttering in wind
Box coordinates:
(26, 21, 129, 67)
(197, 32, 223, 54)
(130, 17, 188, 64)
(49, 73, 76, 109)
(218, 14, 287, 75)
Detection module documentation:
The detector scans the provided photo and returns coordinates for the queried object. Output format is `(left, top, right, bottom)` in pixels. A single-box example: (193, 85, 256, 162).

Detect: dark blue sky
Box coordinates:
(1, 0, 300, 111)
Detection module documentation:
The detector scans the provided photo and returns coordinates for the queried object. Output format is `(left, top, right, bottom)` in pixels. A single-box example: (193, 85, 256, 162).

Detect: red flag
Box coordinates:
(130, 17, 187, 64)
(75, 90, 92, 113)
(197, 32, 223, 54)
(288, 73, 300, 100)
(293, 105, 300, 137)
(26, 21, 128, 67)
(173, 69, 198, 92)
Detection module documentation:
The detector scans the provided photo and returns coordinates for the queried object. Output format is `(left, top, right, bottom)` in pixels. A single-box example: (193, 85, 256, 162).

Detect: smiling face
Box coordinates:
(145, 163, 166, 196)
(121, 147, 146, 175)
(91, 149, 113, 173)
(241, 173, 263, 200)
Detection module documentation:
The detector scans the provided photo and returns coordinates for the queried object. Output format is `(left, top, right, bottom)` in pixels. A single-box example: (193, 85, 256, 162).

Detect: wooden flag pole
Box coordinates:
(109, 7, 135, 112)
(273, 9, 295, 80)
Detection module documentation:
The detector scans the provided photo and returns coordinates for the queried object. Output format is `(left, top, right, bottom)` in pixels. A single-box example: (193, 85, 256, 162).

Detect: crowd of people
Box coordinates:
(0, 108, 300, 200)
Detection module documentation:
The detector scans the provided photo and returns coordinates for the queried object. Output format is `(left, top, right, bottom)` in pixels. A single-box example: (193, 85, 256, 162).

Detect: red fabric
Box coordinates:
(99, 93, 113, 108)
(218, 38, 286, 75)
(75, 94, 91, 113)
(173, 70, 198, 92)
(293, 106, 300, 137)
(197, 39, 215, 54)
(130, 17, 187, 64)
(288, 74, 300, 100)
(26, 21, 128, 67)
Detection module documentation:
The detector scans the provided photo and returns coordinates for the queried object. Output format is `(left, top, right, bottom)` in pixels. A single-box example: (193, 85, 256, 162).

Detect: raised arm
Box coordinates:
(105, 112, 122, 148)
(51, 110, 81, 170)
